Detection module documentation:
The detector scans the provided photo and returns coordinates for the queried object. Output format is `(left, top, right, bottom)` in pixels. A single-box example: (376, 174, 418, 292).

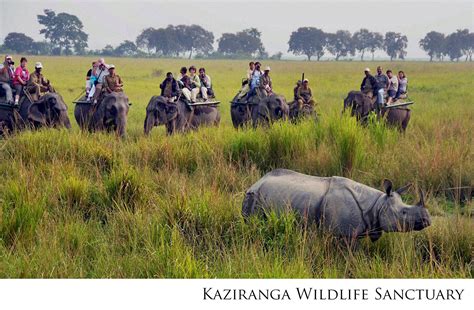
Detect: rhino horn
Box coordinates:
(418, 188, 426, 208)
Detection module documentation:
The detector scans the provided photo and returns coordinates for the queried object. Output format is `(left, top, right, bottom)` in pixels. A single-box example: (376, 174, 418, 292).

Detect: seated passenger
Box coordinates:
(0, 55, 15, 104)
(160, 72, 178, 101)
(27, 62, 54, 101)
(87, 62, 99, 102)
(237, 61, 255, 100)
(103, 65, 123, 93)
(293, 80, 302, 101)
(188, 66, 200, 103)
(260, 66, 273, 96)
(386, 70, 398, 105)
(86, 61, 96, 96)
(360, 68, 377, 98)
(396, 71, 408, 99)
(13, 57, 29, 106)
(297, 79, 315, 109)
(198, 67, 213, 101)
(246, 62, 263, 100)
(178, 67, 192, 102)
(92, 58, 109, 103)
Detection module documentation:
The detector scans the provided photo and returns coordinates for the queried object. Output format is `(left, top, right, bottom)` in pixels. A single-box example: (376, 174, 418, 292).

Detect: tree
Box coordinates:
(454, 29, 473, 61)
(445, 30, 464, 61)
(368, 32, 384, 61)
(29, 41, 54, 55)
(352, 29, 373, 61)
(467, 32, 474, 61)
(288, 27, 327, 61)
(115, 40, 138, 57)
(326, 30, 354, 61)
(217, 28, 266, 58)
(136, 27, 156, 55)
(383, 32, 408, 61)
(2, 32, 34, 53)
(178, 25, 214, 59)
(37, 9, 88, 55)
(270, 52, 283, 60)
(101, 45, 115, 56)
(419, 31, 446, 61)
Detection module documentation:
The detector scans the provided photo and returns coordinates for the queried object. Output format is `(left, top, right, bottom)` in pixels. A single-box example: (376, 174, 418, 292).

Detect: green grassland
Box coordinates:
(0, 56, 472, 278)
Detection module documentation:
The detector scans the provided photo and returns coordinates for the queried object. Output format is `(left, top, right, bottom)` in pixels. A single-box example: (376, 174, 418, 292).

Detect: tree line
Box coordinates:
(1, 9, 472, 61)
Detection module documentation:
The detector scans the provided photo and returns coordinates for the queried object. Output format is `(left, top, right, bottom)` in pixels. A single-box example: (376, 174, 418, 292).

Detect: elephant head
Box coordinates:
(253, 94, 289, 127)
(144, 96, 179, 135)
(27, 92, 71, 128)
(101, 92, 129, 137)
(343, 91, 373, 122)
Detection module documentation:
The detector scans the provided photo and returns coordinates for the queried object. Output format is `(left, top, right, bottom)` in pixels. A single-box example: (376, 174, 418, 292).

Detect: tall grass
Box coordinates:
(0, 59, 472, 278)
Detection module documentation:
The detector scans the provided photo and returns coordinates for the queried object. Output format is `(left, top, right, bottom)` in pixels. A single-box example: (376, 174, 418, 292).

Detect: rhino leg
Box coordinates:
(242, 191, 256, 217)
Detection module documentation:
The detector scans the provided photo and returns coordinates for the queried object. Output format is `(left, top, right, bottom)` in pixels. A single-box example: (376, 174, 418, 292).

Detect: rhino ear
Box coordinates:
(396, 183, 412, 195)
(383, 179, 393, 196)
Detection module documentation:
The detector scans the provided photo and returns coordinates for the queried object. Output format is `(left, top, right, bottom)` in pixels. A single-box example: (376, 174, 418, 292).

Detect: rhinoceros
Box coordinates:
(242, 169, 431, 241)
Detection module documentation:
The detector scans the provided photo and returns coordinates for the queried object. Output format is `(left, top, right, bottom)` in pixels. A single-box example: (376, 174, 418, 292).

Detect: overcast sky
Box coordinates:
(1, 0, 472, 59)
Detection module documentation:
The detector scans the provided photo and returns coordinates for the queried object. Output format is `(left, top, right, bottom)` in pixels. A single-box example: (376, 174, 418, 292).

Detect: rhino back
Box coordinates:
(243, 169, 331, 219)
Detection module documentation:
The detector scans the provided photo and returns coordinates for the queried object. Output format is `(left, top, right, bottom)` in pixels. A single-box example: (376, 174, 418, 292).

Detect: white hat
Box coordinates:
(364, 67, 370, 72)
(303, 78, 309, 83)
(5, 55, 12, 60)
(265, 66, 271, 71)
(109, 64, 115, 69)
(35, 62, 43, 69)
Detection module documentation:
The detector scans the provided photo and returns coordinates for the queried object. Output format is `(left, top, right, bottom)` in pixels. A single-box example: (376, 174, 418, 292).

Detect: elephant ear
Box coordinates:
(27, 101, 47, 125)
(258, 97, 271, 118)
(164, 102, 178, 120)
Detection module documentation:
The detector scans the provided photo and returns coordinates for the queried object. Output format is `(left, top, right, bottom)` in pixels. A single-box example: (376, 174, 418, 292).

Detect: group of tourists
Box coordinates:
(0, 55, 54, 105)
(85, 58, 123, 103)
(360, 66, 408, 110)
(237, 61, 273, 100)
(160, 66, 213, 103)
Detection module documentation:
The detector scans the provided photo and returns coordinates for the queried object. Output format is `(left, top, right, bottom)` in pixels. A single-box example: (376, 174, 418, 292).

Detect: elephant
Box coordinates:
(288, 100, 317, 123)
(144, 96, 220, 135)
(19, 92, 71, 129)
(343, 90, 411, 132)
(74, 92, 130, 137)
(230, 93, 289, 129)
(0, 92, 71, 135)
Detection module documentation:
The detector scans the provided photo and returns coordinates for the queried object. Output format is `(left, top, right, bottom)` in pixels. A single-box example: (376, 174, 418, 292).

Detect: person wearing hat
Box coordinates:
(103, 64, 123, 94)
(13, 57, 30, 105)
(92, 58, 110, 103)
(360, 68, 377, 98)
(246, 61, 264, 101)
(27, 62, 54, 101)
(0, 55, 15, 104)
(260, 66, 273, 96)
(188, 66, 200, 103)
(296, 79, 316, 110)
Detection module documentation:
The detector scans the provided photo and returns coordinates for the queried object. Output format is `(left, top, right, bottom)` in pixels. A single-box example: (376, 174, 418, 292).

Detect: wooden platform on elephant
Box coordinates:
(0, 102, 19, 111)
(188, 100, 220, 107)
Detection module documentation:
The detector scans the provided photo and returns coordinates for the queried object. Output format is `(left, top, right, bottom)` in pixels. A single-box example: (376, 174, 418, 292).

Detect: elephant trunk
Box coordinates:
(116, 115, 127, 138)
(144, 112, 156, 135)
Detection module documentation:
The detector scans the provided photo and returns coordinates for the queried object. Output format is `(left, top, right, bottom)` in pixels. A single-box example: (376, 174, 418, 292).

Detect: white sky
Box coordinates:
(1, 0, 473, 59)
